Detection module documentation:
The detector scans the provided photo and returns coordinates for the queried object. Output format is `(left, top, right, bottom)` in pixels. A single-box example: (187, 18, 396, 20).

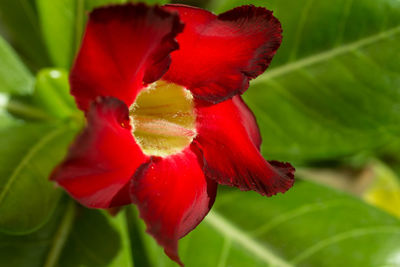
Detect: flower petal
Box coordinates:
(70, 3, 184, 111)
(235, 96, 262, 150)
(131, 145, 217, 266)
(163, 4, 282, 103)
(51, 97, 148, 208)
(195, 96, 294, 196)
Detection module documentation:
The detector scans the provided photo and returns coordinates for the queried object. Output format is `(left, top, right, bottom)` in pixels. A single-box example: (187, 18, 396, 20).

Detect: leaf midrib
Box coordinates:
(254, 25, 400, 84)
(0, 125, 68, 207)
(290, 226, 400, 264)
(205, 210, 294, 267)
(43, 200, 76, 267)
(206, 207, 400, 267)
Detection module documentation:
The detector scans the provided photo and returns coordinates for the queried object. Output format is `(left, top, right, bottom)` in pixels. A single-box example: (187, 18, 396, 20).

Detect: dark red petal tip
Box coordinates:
(218, 5, 283, 80)
(163, 4, 282, 104)
(51, 97, 148, 208)
(131, 146, 217, 266)
(269, 160, 296, 180)
(195, 96, 294, 197)
(265, 160, 295, 195)
(266, 160, 296, 196)
(71, 3, 184, 111)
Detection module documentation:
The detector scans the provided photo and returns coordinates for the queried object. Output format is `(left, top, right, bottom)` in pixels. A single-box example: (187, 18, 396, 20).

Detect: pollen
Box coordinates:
(129, 80, 197, 157)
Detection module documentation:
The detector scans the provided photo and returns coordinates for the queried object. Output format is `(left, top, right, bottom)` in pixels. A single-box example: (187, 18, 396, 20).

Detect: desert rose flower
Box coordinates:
(51, 3, 295, 265)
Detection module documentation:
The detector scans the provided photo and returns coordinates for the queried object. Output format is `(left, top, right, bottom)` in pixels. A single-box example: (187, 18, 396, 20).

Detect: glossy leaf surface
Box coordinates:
(0, 202, 122, 267)
(0, 123, 77, 233)
(0, 201, 68, 267)
(211, 0, 400, 163)
(126, 181, 400, 267)
(0, 36, 34, 95)
(0, 0, 51, 69)
(33, 68, 77, 119)
(58, 208, 122, 267)
(36, 0, 78, 68)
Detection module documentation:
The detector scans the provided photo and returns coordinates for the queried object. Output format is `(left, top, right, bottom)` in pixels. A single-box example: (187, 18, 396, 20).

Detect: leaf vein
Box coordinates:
(290, 226, 400, 264)
(288, 0, 315, 61)
(0, 125, 68, 207)
(254, 25, 400, 84)
(250, 200, 346, 236)
(205, 211, 293, 267)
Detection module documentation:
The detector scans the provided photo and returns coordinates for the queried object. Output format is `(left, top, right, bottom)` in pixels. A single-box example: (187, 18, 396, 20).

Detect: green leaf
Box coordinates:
(0, 200, 69, 267)
(0, 93, 21, 129)
(210, 0, 400, 163)
(85, 0, 129, 11)
(35, 0, 171, 69)
(36, 0, 78, 68)
(33, 68, 78, 119)
(0, 36, 34, 95)
(0, 200, 122, 267)
(6, 98, 53, 121)
(35, 0, 138, 68)
(0, 0, 51, 70)
(58, 208, 122, 267)
(132, 181, 400, 266)
(0, 123, 77, 234)
(107, 210, 135, 267)
(0, 112, 20, 130)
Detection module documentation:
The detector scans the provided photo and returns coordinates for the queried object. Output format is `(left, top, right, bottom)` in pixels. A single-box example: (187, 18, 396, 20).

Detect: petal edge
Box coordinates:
(51, 97, 148, 208)
(131, 145, 217, 265)
(163, 4, 282, 103)
(195, 96, 294, 197)
(71, 3, 184, 111)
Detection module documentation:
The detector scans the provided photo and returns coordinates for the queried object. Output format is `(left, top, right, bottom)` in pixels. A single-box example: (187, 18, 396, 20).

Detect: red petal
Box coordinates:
(194, 96, 294, 196)
(235, 95, 262, 150)
(131, 145, 217, 266)
(51, 97, 148, 208)
(163, 4, 282, 103)
(70, 4, 184, 111)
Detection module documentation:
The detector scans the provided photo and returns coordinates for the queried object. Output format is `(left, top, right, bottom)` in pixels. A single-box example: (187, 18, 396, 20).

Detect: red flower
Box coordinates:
(51, 3, 294, 265)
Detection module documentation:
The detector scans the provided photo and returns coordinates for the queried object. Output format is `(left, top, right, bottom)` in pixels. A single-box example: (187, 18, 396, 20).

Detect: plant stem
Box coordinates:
(43, 200, 77, 267)
(125, 206, 152, 267)
(6, 99, 51, 120)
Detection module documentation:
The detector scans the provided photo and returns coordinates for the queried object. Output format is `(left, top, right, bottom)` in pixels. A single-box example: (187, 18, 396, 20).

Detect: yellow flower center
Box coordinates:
(129, 80, 196, 157)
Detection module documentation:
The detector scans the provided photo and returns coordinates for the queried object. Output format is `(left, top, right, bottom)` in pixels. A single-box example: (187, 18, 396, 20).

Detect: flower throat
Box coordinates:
(129, 81, 196, 157)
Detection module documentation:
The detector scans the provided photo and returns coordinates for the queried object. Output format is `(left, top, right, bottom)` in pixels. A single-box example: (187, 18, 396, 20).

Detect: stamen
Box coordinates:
(129, 80, 196, 157)
(133, 115, 196, 138)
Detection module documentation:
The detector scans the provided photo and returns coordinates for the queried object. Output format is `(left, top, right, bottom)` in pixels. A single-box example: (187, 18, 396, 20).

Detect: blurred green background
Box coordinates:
(1, 0, 400, 266)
